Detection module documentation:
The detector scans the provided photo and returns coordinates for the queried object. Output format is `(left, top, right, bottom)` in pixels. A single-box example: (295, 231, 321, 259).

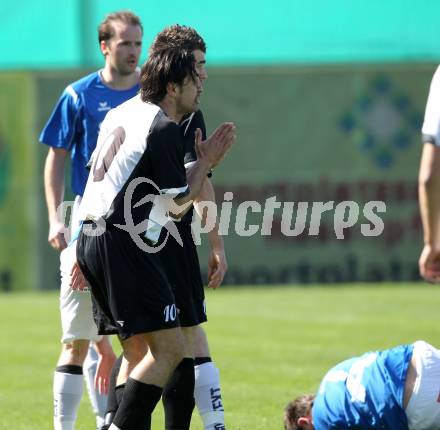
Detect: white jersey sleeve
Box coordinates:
(422, 66, 440, 145)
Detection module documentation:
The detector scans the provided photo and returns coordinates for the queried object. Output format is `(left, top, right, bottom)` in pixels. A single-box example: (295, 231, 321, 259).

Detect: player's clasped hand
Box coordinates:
(195, 122, 236, 168)
(70, 261, 89, 291)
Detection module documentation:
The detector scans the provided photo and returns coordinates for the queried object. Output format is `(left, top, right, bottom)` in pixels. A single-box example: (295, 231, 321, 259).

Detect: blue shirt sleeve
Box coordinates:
(39, 86, 81, 151)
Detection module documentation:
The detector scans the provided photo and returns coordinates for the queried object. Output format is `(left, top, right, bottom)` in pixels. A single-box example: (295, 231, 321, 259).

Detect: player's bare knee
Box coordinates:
(148, 328, 186, 367)
(61, 340, 90, 364)
(181, 326, 198, 356)
(165, 331, 187, 367)
(123, 345, 147, 366)
(121, 334, 148, 365)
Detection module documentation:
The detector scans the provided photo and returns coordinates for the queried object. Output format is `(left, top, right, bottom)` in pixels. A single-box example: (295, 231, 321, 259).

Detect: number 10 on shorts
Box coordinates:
(164, 304, 177, 322)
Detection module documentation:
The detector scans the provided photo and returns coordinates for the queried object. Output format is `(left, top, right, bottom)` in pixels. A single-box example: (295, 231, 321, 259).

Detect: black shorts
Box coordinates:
(157, 222, 206, 327)
(76, 223, 179, 340)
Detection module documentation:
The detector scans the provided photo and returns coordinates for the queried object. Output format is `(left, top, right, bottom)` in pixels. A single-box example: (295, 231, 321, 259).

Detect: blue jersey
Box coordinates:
(312, 344, 414, 430)
(39, 70, 139, 196)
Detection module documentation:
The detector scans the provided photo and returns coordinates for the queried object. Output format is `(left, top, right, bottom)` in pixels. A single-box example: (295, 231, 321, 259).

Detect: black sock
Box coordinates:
(103, 385, 125, 429)
(105, 355, 123, 413)
(112, 377, 162, 430)
(162, 358, 195, 430)
(108, 354, 123, 410)
(194, 356, 212, 366)
(102, 354, 124, 429)
(115, 384, 125, 407)
(55, 364, 83, 374)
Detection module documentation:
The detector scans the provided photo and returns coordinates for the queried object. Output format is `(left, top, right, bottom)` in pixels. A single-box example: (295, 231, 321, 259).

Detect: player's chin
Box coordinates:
(120, 64, 137, 75)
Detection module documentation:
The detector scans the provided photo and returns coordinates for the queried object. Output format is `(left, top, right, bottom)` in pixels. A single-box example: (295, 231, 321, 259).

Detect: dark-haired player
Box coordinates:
(76, 46, 235, 429)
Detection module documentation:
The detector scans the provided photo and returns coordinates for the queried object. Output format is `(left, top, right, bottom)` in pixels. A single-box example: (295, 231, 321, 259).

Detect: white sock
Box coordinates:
(83, 346, 108, 427)
(53, 371, 84, 430)
(194, 362, 226, 430)
(96, 414, 105, 429)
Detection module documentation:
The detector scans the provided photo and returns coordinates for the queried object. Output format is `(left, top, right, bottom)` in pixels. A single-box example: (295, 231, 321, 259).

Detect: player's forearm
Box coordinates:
(194, 179, 224, 250)
(195, 196, 224, 250)
(172, 159, 210, 217)
(207, 224, 224, 251)
(419, 186, 440, 246)
(419, 144, 440, 245)
(44, 148, 67, 222)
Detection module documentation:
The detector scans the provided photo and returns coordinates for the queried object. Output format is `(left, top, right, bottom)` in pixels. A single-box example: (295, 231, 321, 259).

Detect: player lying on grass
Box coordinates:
(284, 340, 440, 430)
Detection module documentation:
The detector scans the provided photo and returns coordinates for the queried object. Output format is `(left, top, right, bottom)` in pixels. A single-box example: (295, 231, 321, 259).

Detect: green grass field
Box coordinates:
(1, 283, 440, 429)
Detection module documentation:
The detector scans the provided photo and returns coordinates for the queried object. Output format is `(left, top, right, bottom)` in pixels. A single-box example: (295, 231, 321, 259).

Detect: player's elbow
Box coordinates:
(419, 144, 440, 190)
(169, 209, 185, 220)
(419, 168, 440, 191)
(169, 197, 192, 219)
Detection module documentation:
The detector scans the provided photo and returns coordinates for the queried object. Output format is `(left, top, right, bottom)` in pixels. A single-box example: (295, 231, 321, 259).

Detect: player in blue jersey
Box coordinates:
(283, 340, 440, 430)
(39, 10, 143, 430)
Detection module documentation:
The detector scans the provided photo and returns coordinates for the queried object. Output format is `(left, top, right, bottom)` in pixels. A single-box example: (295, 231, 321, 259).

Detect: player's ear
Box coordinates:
(100, 40, 109, 56)
(297, 416, 312, 427)
(166, 82, 178, 97)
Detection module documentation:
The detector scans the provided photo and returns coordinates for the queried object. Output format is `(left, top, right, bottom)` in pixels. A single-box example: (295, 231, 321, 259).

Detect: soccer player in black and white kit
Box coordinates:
(76, 47, 235, 430)
(103, 25, 229, 430)
(154, 28, 229, 430)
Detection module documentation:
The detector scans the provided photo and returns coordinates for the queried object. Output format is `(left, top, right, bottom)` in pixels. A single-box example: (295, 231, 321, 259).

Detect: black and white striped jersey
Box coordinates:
(78, 94, 189, 244)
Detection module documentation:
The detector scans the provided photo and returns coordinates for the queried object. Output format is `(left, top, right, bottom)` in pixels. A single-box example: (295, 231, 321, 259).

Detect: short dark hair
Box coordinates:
(283, 394, 315, 430)
(140, 48, 197, 104)
(98, 10, 143, 44)
(149, 24, 206, 54)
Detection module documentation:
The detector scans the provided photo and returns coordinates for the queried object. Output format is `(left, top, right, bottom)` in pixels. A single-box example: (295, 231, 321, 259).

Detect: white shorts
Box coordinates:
(406, 340, 440, 430)
(59, 199, 102, 344)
